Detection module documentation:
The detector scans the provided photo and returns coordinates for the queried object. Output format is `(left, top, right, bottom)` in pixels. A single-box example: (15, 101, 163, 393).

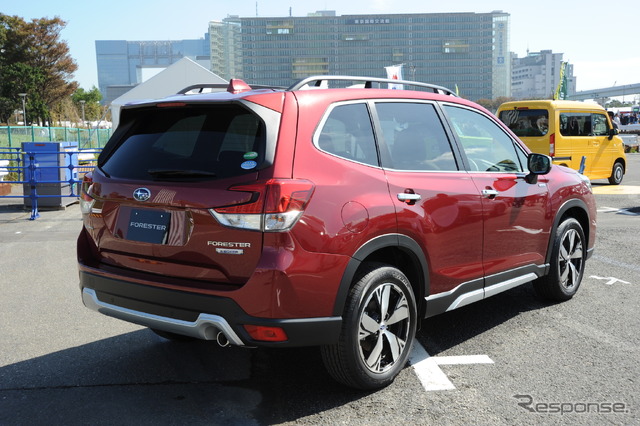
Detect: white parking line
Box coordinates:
(433, 355, 495, 365)
(409, 342, 456, 391)
(589, 275, 632, 285)
(597, 207, 619, 213)
(409, 341, 494, 392)
(597, 206, 640, 216)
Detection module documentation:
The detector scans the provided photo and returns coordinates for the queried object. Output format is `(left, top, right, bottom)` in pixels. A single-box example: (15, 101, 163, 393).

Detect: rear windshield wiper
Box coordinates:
(147, 169, 217, 178)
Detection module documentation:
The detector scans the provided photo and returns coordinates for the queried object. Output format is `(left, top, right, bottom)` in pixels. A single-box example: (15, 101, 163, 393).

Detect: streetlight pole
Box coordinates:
(18, 93, 27, 125)
(79, 100, 86, 127)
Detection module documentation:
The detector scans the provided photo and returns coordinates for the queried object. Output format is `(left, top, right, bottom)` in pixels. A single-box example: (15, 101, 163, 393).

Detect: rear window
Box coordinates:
(498, 108, 549, 137)
(100, 104, 266, 180)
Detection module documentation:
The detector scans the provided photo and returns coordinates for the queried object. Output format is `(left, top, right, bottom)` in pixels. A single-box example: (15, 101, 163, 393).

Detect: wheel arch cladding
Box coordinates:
(547, 199, 592, 265)
(331, 234, 430, 318)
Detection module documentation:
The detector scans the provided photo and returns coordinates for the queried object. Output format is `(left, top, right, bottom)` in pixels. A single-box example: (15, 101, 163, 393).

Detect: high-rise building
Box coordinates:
(209, 17, 243, 80)
(511, 50, 576, 99)
(95, 35, 211, 105)
(212, 10, 511, 101)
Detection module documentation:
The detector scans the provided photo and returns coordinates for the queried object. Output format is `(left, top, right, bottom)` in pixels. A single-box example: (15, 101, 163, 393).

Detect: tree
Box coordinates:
(72, 87, 102, 122)
(476, 96, 516, 114)
(606, 99, 632, 108)
(0, 14, 78, 125)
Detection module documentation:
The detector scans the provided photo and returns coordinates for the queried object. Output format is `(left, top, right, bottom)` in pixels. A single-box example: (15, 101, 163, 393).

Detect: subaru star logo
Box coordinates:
(133, 188, 151, 202)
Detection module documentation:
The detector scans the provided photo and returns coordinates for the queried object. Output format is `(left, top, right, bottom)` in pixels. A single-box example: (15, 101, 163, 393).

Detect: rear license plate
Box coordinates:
(127, 209, 170, 244)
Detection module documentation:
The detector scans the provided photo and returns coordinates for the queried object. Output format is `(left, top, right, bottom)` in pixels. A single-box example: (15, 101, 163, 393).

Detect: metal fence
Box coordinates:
(0, 145, 100, 220)
(0, 125, 111, 149)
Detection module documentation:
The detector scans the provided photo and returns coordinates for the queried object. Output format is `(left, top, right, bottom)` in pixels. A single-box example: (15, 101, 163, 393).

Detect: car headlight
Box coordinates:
(579, 173, 592, 192)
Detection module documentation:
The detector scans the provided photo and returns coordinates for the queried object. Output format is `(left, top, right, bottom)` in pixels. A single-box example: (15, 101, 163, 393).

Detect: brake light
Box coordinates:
(549, 132, 555, 157)
(157, 102, 187, 108)
(210, 179, 315, 232)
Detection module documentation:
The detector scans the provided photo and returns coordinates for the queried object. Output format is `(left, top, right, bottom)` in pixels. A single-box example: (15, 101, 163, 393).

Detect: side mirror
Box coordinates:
(525, 153, 551, 184)
(608, 128, 618, 139)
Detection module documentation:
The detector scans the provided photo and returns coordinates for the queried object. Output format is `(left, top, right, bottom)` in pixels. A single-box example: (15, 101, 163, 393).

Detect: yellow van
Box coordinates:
(497, 100, 626, 184)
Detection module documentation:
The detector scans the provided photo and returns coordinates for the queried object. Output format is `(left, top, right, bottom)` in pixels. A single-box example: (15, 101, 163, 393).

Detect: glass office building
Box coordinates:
(96, 36, 210, 104)
(229, 11, 510, 101)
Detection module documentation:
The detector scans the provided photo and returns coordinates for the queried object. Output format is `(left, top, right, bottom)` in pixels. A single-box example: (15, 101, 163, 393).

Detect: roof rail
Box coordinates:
(287, 75, 458, 96)
(177, 83, 230, 94)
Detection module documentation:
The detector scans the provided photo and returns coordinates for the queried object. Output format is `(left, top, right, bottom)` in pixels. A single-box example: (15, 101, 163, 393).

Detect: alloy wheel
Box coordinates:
(558, 228, 584, 291)
(357, 282, 411, 374)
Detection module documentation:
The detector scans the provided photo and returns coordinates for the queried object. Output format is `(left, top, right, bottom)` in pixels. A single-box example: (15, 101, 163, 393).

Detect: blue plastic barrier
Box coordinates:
(0, 143, 101, 220)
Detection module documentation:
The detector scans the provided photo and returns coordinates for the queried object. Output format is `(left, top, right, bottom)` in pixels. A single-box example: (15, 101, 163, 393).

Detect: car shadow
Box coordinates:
(418, 283, 552, 356)
(0, 284, 558, 425)
(0, 327, 363, 425)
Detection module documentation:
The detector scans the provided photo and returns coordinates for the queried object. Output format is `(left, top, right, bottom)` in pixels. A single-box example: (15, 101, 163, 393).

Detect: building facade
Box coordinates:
(209, 17, 243, 80)
(215, 10, 511, 101)
(511, 50, 576, 99)
(96, 36, 211, 105)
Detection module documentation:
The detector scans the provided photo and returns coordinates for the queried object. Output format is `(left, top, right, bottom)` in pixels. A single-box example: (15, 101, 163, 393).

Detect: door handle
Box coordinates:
(397, 193, 422, 203)
(481, 189, 499, 199)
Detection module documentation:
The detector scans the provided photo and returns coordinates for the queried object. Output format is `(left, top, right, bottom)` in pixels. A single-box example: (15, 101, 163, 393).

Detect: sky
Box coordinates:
(3, 0, 640, 95)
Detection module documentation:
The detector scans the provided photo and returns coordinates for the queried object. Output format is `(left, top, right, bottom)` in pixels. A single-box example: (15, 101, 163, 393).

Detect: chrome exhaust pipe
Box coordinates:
(216, 331, 230, 347)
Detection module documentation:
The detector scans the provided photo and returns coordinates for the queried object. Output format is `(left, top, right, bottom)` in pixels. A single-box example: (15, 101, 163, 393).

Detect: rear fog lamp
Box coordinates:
(243, 325, 288, 342)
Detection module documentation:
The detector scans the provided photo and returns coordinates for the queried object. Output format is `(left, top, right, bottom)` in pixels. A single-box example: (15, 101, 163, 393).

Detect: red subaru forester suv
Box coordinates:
(78, 76, 596, 389)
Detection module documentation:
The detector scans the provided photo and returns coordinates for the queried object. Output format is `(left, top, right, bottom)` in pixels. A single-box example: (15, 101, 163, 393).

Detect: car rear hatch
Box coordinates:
(84, 97, 284, 287)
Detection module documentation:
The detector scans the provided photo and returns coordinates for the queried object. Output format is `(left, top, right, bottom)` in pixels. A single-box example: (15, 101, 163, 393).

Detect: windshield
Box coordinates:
(100, 104, 266, 180)
(498, 109, 549, 137)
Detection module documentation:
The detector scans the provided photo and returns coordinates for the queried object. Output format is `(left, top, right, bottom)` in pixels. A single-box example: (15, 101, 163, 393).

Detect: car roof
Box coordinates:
(498, 100, 606, 111)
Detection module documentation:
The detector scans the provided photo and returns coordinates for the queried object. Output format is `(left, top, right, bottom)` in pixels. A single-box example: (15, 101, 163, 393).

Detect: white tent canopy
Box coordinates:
(110, 57, 227, 129)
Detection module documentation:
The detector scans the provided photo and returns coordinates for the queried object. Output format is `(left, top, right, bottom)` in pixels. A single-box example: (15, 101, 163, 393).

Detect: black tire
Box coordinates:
(321, 262, 417, 390)
(533, 218, 586, 301)
(608, 161, 624, 185)
(150, 328, 196, 341)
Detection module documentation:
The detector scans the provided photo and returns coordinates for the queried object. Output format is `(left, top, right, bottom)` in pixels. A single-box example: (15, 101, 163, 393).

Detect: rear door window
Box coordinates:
(375, 102, 458, 171)
(499, 109, 549, 137)
(100, 104, 266, 180)
(315, 103, 379, 167)
(559, 112, 610, 136)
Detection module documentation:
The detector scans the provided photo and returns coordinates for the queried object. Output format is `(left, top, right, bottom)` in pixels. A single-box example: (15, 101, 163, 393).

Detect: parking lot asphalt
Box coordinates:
(1, 156, 638, 425)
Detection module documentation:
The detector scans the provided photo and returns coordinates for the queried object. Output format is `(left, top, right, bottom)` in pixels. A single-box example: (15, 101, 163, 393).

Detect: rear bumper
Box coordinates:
(79, 270, 342, 348)
(82, 288, 246, 344)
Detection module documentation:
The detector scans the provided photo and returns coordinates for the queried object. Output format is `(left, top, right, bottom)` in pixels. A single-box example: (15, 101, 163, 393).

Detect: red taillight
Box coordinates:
(80, 172, 103, 216)
(79, 173, 95, 214)
(210, 179, 315, 231)
(264, 179, 315, 213)
(549, 132, 555, 157)
(243, 325, 288, 342)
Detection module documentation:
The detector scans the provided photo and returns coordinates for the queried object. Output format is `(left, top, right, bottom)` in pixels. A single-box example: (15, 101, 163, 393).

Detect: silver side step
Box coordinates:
(426, 272, 539, 314)
(82, 288, 246, 346)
